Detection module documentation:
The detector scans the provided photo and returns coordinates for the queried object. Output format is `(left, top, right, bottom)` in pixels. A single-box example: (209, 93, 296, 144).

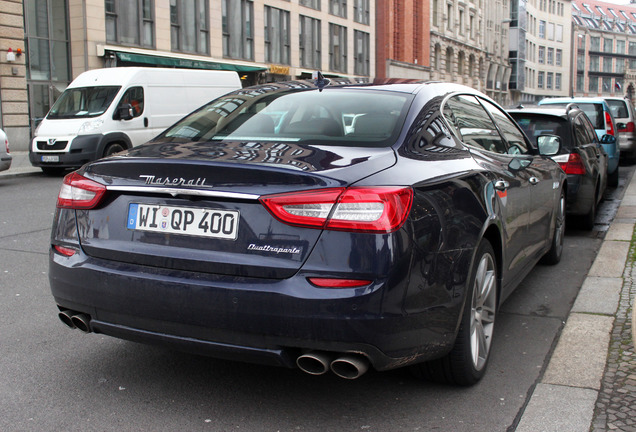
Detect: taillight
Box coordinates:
(307, 277, 372, 288)
(57, 172, 107, 209)
(260, 186, 413, 233)
(4, 138, 9, 154)
(605, 111, 615, 136)
(53, 245, 77, 257)
(558, 153, 586, 175)
(623, 121, 635, 133)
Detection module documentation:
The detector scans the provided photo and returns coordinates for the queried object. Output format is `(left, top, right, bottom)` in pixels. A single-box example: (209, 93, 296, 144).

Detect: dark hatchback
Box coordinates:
(50, 80, 566, 385)
(509, 106, 609, 230)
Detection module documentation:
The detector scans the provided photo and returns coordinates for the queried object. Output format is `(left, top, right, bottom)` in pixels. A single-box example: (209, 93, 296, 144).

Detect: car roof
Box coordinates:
(507, 106, 578, 120)
(539, 97, 610, 107)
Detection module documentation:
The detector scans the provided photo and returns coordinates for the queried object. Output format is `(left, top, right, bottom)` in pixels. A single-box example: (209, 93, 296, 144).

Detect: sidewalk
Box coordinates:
(516, 170, 636, 431)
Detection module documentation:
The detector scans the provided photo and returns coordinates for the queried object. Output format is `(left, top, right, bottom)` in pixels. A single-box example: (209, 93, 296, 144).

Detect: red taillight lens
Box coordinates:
(307, 277, 372, 288)
(605, 112, 615, 136)
(260, 186, 413, 233)
(57, 172, 107, 209)
(4, 138, 9, 154)
(53, 245, 77, 257)
(558, 153, 586, 175)
(623, 121, 635, 133)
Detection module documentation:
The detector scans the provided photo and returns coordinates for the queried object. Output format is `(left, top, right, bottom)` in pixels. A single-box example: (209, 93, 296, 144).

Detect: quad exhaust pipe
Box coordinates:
(296, 351, 370, 379)
(58, 309, 92, 333)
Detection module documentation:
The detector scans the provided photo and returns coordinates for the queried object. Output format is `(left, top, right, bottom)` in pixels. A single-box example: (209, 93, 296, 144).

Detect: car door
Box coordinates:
(443, 94, 532, 286)
(111, 86, 153, 147)
(574, 113, 607, 196)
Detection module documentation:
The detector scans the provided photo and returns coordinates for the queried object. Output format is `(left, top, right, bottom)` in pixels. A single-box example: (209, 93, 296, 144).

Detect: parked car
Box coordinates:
(49, 80, 566, 386)
(604, 96, 636, 163)
(538, 97, 620, 186)
(509, 106, 609, 230)
(0, 128, 12, 172)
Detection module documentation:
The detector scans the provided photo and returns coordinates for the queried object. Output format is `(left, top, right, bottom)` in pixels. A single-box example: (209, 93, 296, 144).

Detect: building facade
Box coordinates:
(509, 0, 572, 105)
(2, 0, 376, 151)
(572, 0, 636, 101)
(375, 0, 430, 79)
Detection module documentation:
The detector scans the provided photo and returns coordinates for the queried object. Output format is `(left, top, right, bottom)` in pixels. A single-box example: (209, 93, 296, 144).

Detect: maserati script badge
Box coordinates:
(139, 175, 209, 187)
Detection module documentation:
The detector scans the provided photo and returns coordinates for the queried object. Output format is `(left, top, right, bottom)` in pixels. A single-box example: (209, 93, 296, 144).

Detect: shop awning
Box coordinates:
(114, 52, 267, 73)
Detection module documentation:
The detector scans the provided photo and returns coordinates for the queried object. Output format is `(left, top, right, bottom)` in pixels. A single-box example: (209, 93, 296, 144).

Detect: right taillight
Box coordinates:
(57, 172, 107, 209)
(4, 137, 9, 154)
(556, 153, 586, 175)
(624, 121, 635, 133)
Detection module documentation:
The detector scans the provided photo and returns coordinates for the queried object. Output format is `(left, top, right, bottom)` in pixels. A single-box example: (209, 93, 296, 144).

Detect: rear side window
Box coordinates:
(574, 114, 597, 147)
(575, 103, 604, 129)
(607, 99, 629, 119)
(443, 94, 507, 153)
(513, 114, 572, 151)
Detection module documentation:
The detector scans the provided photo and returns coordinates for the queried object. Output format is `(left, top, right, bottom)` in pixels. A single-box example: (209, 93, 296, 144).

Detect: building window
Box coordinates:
(589, 76, 598, 93)
(538, 46, 545, 64)
(576, 74, 584, 92)
(547, 22, 554, 40)
(329, 0, 346, 18)
(547, 47, 554, 65)
(617, 40, 625, 54)
(539, 20, 546, 38)
(354, 30, 369, 75)
(603, 57, 613, 73)
(170, 0, 209, 54)
(329, 24, 347, 73)
(603, 38, 613, 53)
(538, 71, 544, 89)
(445, 47, 453, 73)
(299, 15, 321, 69)
(603, 77, 612, 93)
(589, 56, 599, 72)
(590, 37, 600, 51)
(459, 9, 465, 35)
(222, 0, 254, 60)
(432, 0, 439, 26)
(547, 72, 553, 89)
(300, 0, 321, 10)
(616, 58, 625, 74)
(353, 0, 369, 24)
(447, 3, 453, 32)
(556, 24, 563, 42)
(555, 73, 561, 90)
(556, 49, 562, 66)
(264, 6, 290, 65)
(105, 0, 154, 47)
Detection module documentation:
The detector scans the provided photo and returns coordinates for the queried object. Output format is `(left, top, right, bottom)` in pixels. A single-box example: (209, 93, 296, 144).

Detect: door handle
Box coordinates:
(529, 177, 540, 185)
(494, 180, 509, 191)
(144, 117, 149, 127)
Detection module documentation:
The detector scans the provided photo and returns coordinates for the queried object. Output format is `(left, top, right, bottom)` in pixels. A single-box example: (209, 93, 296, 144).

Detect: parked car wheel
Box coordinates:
(413, 239, 498, 385)
(103, 142, 126, 158)
(580, 185, 598, 230)
(608, 166, 619, 188)
(541, 190, 566, 265)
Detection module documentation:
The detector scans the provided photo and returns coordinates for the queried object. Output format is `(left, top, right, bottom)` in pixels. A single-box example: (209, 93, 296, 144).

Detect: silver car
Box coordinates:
(0, 128, 12, 172)
(605, 97, 636, 163)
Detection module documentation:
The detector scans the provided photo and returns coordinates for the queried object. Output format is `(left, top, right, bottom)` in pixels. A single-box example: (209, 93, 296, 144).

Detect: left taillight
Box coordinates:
(4, 137, 9, 154)
(605, 111, 616, 136)
(56, 172, 107, 209)
(260, 186, 413, 233)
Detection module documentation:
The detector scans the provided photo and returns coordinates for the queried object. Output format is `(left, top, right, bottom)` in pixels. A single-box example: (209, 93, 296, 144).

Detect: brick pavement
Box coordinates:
(591, 238, 636, 432)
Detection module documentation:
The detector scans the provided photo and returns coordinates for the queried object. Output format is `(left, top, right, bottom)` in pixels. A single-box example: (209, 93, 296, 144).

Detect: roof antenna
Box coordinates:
(312, 71, 330, 92)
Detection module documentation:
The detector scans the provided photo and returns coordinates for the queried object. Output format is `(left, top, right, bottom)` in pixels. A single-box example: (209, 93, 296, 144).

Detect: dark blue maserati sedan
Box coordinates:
(49, 79, 566, 385)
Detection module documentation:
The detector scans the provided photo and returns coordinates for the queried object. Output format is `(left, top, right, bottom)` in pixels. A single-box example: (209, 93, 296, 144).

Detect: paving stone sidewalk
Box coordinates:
(591, 235, 636, 432)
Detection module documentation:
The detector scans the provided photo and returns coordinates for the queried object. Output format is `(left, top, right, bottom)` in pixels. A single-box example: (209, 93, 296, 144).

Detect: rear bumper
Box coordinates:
(49, 250, 460, 371)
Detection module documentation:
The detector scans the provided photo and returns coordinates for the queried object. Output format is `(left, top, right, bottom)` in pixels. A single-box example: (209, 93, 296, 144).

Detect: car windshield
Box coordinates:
(606, 99, 629, 119)
(160, 88, 413, 148)
(511, 114, 572, 151)
(47, 86, 121, 119)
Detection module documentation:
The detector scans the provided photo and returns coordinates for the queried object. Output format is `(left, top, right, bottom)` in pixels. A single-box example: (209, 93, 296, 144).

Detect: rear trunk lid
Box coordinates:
(76, 140, 397, 278)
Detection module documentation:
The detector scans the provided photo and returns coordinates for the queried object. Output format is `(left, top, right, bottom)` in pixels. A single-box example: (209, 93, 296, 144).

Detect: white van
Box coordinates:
(30, 67, 242, 174)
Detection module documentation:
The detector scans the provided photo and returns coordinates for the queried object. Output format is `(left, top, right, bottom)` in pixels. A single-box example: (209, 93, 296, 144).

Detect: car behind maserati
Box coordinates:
(49, 79, 566, 385)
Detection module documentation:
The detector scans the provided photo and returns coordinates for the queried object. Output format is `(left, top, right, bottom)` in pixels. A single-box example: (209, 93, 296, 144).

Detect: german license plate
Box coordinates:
(127, 203, 239, 240)
(41, 155, 59, 162)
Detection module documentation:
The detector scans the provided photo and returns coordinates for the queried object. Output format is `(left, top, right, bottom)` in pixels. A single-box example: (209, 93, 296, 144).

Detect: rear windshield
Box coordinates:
(540, 102, 604, 129)
(47, 86, 121, 119)
(606, 99, 629, 119)
(160, 88, 413, 148)
(511, 114, 572, 151)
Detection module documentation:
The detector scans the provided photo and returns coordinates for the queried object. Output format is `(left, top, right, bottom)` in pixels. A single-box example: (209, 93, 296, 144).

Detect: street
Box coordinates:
(0, 167, 631, 432)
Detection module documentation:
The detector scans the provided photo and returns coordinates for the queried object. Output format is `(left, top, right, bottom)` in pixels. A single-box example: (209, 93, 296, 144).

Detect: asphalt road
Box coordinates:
(0, 168, 630, 432)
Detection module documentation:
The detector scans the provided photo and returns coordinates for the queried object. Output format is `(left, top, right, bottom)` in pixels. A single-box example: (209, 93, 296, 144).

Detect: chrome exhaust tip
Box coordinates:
(58, 310, 76, 329)
(330, 354, 369, 380)
(296, 351, 333, 375)
(70, 313, 92, 333)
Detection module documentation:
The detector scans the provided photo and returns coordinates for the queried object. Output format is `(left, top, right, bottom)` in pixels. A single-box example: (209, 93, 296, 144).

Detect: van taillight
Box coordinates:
(605, 112, 616, 136)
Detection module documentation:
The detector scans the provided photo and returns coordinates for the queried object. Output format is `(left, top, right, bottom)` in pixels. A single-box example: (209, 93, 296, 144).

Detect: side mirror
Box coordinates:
(537, 134, 561, 156)
(116, 104, 134, 121)
(600, 134, 617, 144)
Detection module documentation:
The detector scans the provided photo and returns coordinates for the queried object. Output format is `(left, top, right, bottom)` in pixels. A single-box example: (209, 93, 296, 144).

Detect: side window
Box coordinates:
(582, 114, 599, 143)
(116, 86, 145, 118)
(573, 115, 592, 146)
(443, 94, 507, 154)
(479, 98, 530, 155)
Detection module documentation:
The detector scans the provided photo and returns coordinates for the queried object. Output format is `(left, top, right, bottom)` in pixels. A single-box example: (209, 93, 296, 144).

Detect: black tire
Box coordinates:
(412, 239, 498, 386)
(541, 189, 565, 265)
(608, 166, 619, 188)
(580, 189, 597, 231)
(41, 166, 66, 176)
(103, 142, 126, 158)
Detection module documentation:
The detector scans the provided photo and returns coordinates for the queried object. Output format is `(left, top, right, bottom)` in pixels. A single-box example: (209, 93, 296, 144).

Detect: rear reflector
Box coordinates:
(307, 277, 372, 288)
(57, 172, 107, 209)
(261, 186, 413, 233)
